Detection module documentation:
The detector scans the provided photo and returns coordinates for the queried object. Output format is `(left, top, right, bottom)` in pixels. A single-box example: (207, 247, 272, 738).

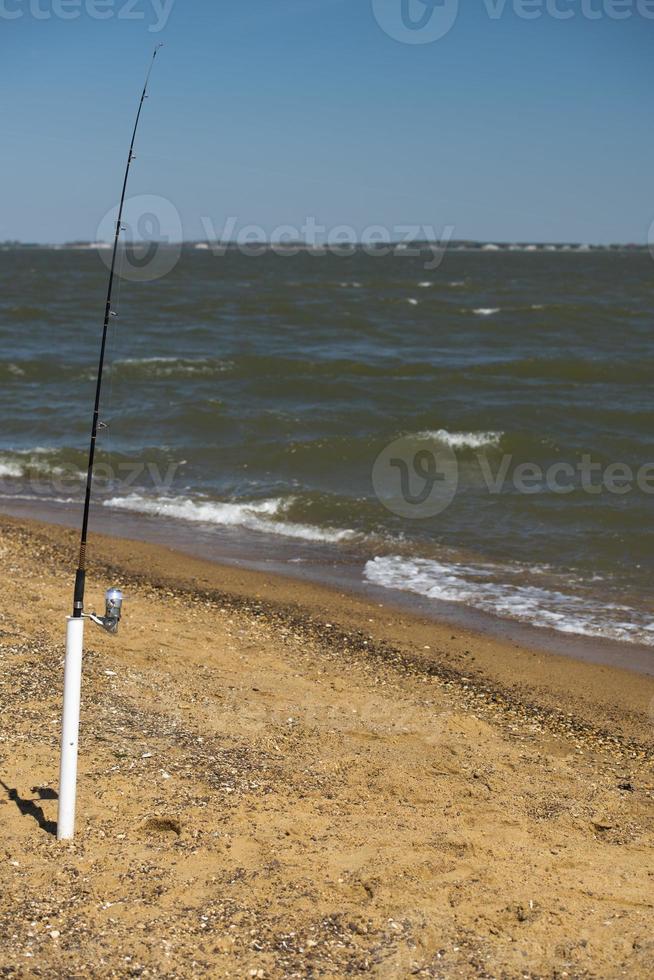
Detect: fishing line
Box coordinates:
(103, 235, 126, 539)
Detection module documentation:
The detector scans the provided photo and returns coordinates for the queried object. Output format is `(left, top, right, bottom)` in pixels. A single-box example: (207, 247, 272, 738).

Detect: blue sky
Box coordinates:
(1, 0, 652, 244)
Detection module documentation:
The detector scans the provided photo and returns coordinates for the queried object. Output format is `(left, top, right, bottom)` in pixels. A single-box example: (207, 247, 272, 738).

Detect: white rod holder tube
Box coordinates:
(57, 616, 85, 841)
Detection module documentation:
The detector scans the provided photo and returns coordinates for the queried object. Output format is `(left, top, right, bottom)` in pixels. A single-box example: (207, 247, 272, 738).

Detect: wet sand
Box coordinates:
(2, 493, 652, 678)
(1, 513, 653, 978)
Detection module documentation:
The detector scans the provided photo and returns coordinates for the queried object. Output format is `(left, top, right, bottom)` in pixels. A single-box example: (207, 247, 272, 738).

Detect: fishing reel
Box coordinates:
(87, 588, 124, 635)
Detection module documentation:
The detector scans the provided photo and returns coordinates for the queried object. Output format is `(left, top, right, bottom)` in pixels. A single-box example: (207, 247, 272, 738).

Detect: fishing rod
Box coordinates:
(58, 47, 163, 842)
(73, 43, 162, 625)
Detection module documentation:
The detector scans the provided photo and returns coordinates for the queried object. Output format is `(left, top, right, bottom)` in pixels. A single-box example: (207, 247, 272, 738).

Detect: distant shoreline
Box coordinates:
(2, 240, 650, 252)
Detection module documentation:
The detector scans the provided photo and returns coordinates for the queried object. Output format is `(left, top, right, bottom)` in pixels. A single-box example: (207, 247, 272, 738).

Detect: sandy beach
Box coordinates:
(1, 512, 653, 978)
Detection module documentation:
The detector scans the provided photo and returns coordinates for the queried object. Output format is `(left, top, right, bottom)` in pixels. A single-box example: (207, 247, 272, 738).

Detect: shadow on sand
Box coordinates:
(0, 780, 57, 836)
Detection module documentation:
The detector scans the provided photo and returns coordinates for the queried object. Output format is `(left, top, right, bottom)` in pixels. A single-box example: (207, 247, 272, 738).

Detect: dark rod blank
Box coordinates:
(72, 46, 162, 617)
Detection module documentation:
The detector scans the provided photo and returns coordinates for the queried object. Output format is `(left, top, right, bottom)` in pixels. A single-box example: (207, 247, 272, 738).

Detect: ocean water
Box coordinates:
(1, 246, 654, 649)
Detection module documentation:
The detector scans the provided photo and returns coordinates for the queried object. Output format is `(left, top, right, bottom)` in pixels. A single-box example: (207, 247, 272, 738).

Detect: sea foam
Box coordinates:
(364, 556, 654, 646)
(415, 429, 503, 450)
(115, 357, 234, 379)
(103, 493, 356, 544)
(0, 448, 83, 479)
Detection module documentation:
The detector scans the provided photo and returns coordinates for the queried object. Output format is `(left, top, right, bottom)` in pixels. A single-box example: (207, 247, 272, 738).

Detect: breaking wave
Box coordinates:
(103, 493, 357, 544)
(364, 556, 654, 646)
(415, 429, 504, 451)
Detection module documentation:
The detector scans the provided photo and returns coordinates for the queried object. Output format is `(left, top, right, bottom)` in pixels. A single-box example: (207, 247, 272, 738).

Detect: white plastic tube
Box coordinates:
(57, 616, 85, 840)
